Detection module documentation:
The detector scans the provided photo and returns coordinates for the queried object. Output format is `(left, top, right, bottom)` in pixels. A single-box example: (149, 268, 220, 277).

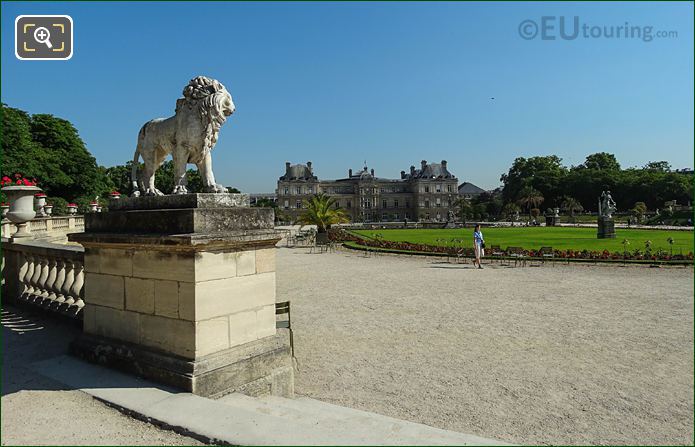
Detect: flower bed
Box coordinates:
(329, 229, 694, 263)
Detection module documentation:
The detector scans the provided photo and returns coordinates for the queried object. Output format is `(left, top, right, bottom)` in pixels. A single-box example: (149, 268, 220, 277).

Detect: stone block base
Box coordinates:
(545, 216, 560, 226)
(70, 332, 294, 398)
(597, 217, 616, 239)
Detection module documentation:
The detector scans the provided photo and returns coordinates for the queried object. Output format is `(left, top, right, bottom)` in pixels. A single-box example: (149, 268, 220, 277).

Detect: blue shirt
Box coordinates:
(473, 230, 483, 244)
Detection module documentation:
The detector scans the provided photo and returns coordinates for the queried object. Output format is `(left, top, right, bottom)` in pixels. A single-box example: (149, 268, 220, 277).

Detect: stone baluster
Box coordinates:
(61, 260, 76, 305)
(71, 261, 85, 308)
(21, 253, 35, 299)
(53, 258, 67, 303)
(37, 256, 50, 300)
(29, 254, 43, 301)
(45, 258, 58, 301)
(17, 252, 29, 299)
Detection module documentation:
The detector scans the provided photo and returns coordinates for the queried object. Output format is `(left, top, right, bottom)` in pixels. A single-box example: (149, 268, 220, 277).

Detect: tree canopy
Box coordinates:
(2, 104, 114, 208)
(500, 152, 692, 211)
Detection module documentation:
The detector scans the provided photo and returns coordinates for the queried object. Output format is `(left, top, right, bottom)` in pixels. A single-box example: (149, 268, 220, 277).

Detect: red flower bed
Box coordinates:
(328, 229, 693, 262)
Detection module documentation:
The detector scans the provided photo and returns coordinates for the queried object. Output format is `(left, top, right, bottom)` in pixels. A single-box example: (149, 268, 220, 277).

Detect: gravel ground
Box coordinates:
(1, 308, 203, 446)
(278, 247, 694, 445)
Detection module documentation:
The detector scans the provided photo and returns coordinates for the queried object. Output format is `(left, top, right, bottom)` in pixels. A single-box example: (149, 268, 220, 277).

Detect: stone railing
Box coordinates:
(2, 239, 85, 318)
(1, 215, 85, 241)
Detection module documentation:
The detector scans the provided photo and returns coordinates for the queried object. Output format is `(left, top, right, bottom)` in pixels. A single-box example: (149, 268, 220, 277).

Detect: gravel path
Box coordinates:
(1, 308, 203, 446)
(278, 248, 694, 445)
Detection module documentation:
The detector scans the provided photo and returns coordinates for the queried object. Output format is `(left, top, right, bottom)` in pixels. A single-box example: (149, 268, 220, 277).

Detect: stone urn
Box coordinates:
(34, 192, 47, 217)
(67, 204, 78, 215)
(1, 203, 9, 219)
(44, 204, 53, 216)
(97, 206, 103, 213)
(89, 202, 98, 213)
(1, 185, 42, 238)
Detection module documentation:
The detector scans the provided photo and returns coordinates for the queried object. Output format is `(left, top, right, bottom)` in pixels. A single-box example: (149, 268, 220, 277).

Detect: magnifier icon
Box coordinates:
(33, 26, 53, 49)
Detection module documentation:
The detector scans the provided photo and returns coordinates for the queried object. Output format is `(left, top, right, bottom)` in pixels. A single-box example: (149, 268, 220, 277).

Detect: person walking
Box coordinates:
(473, 224, 485, 269)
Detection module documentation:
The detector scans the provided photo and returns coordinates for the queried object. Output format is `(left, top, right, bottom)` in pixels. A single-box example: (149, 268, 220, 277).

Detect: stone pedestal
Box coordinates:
(68, 194, 293, 398)
(545, 215, 560, 226)
(597, 216, 616, 239)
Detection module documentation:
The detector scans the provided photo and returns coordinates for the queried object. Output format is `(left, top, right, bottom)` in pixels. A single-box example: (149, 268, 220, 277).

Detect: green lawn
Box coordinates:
(352, 227, 694, 254)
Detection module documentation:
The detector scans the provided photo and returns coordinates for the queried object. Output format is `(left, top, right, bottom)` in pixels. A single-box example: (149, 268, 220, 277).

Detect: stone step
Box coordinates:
(217, 393, 508, 445)
(32, 355, 511, 446)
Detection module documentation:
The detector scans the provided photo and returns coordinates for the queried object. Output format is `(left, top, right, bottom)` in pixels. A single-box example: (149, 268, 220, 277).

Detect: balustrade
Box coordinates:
(2, 240, 85, 318)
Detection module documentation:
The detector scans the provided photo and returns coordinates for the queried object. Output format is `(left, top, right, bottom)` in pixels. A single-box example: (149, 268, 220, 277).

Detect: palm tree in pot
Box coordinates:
(297, 193, 350, 244)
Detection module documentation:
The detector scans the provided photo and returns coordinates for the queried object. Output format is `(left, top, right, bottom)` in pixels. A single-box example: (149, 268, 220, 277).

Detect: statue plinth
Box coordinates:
(68, 193, 293, 398)
(545, 215, 560, 226)
(597, 216, 616, 239)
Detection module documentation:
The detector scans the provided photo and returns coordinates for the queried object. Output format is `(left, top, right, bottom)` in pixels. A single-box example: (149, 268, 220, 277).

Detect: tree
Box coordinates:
(643, 161, 671, 172)
(582, 152, 621, 171)
(560, 196, 584, 217)
(516, 186, 544, 217)
(632, 201, 648, 222)
(500, 155, 566, 205)
(297, 193, 350, 233)
(1, 104, 113, 202)
(453, 197, 473, 222)
(501, 202, 520, 220)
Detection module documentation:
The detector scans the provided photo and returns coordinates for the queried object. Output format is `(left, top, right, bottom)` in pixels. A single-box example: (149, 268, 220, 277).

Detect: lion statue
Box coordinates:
(131, 76, 235, 196)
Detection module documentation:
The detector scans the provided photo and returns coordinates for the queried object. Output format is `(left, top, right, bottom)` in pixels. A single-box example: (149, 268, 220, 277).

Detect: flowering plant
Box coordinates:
(1, 174, 38, 187)
(67, 203, 78, 207)
(110, 191, 121, 195)
(89, 201, 99, 205)
(34, 192, 47, 197)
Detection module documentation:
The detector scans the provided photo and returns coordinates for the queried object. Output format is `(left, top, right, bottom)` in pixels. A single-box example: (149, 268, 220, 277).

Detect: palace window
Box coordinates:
(447, 184, 453, 193)
(394, 200, 399, 208)
(347, 200, 352, 208)
(425, 213, 430, 220)
(436, 198, 441, 207)
(405, 200, 410, 208)
(424, 185, 430, 193)
(405, 212, 411, 220)
(382, 199, 387, 209)
(283, 200, 289, 209)
(425, 200, 430, 208)
(295, 187, 301, 195)
(283, 187, 289, 195)
(436, 184, 442, 193)
(308, 186, 313, 194)
(295, 200, 301, 209)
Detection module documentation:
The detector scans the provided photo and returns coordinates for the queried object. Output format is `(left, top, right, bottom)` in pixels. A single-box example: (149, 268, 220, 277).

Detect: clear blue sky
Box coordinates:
(2, 1, 693, 192)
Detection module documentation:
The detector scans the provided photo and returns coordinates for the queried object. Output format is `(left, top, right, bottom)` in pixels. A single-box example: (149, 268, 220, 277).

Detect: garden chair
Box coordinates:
(539, 246, 555, 265)
(276, 301, 298, 370)
(507, 246, 526, 267)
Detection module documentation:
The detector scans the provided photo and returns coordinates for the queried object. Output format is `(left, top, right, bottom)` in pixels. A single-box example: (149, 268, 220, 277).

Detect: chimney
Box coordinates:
(410, 165, 415, 175)
(421, 160, 427, 170)
(401, 170, 406, 179)
(370, 168, 374, 176)
(285, 162, 291, 174)
(307, 161, 312, 172)
(349, 168, 353, 177)
(441, 160, 447, 168)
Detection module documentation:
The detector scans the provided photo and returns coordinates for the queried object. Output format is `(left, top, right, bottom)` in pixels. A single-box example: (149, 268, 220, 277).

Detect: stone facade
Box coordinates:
(277, 160, 459, 223)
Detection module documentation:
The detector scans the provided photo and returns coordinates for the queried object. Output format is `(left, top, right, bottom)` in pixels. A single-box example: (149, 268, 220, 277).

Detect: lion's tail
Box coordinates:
(131, 124, 147, 197)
